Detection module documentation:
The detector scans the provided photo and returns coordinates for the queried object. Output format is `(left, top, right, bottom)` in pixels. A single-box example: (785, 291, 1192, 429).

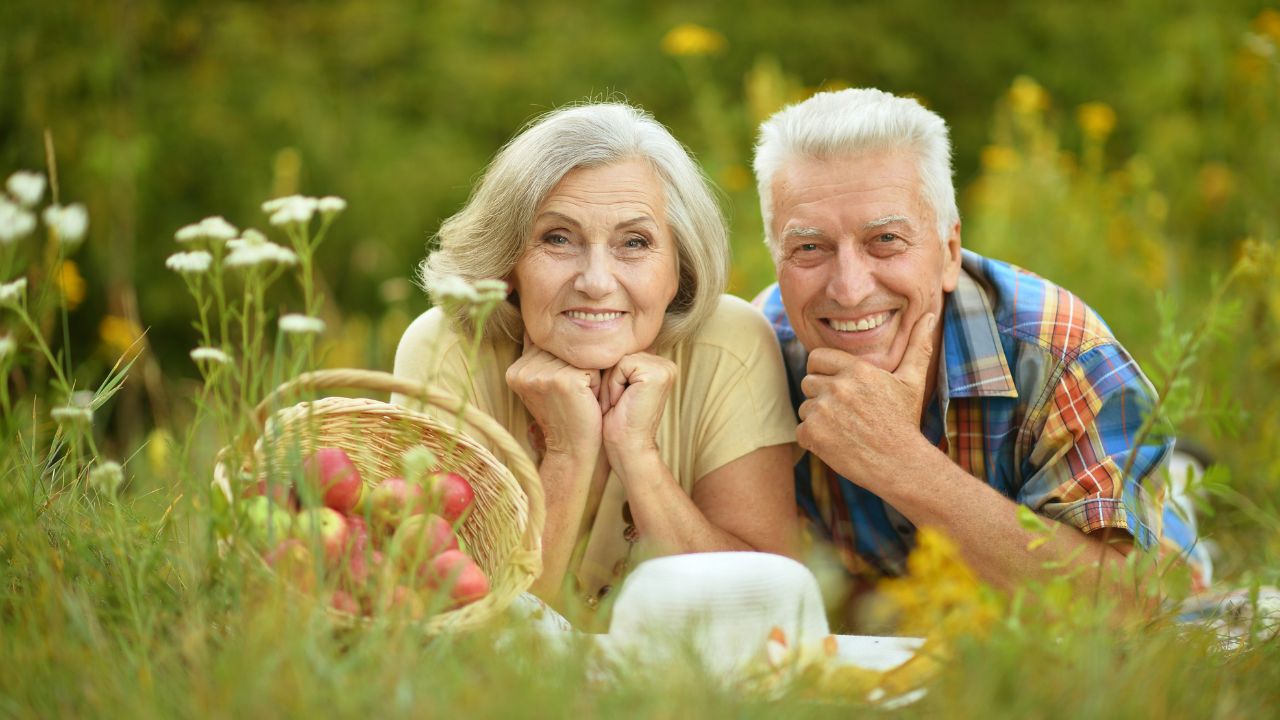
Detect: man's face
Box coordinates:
(771, 150, 962, 373)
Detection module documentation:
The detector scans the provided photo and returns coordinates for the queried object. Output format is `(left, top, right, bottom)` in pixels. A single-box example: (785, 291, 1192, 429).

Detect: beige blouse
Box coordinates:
(391, 294, 796, 606)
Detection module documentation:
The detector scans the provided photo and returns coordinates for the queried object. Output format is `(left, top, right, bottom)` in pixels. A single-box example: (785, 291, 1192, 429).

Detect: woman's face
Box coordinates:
(512, 159, 680, 370)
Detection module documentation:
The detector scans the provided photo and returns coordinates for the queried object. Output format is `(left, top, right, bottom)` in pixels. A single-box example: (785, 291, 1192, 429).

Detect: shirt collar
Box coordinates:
(940, 251, 1018, 401)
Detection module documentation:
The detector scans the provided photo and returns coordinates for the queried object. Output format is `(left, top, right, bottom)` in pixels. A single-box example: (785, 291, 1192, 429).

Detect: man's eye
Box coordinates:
(876, 233, 899, 243)
(798, 243, 819, 252)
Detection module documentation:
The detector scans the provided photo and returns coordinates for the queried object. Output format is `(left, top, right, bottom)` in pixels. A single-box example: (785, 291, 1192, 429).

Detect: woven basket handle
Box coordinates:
(254, 368, 546, 550)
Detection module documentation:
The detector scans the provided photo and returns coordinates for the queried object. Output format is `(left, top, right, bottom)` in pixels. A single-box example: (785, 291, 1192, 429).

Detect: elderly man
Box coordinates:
(752, 88, 1207, 595)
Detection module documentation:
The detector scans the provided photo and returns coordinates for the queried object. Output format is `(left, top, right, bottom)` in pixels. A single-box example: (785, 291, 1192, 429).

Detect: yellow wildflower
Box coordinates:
(1077, 102, 1117, 140)
(661, 23, 726, 57)
(1008, 76, 1049, 115)
(99, 314, 144, 359)
(980, 145, 1020, 173)
(1256, 8, 1280, 43)
(56, 260, 87, 310)
(877, 527, 1001, 641)
(146, 428, 174, 477)
(1198, 162, 1235, 207)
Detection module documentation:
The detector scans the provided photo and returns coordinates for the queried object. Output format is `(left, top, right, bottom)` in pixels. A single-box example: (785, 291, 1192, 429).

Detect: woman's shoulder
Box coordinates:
(683, 294, 779, 364)
(398, 306, 463, 350)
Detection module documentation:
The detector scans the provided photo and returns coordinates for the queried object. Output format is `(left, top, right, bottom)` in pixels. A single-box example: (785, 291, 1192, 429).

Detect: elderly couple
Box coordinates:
(393, 89, 1202, 617)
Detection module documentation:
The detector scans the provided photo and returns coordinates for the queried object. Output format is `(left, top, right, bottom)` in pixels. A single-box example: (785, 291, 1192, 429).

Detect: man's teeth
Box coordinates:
(829, 312, 890, 333)
(566, 310, 623, 322)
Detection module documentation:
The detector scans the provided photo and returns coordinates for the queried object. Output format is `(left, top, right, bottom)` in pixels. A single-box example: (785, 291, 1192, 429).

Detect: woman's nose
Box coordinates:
(573, 244, 618, 298)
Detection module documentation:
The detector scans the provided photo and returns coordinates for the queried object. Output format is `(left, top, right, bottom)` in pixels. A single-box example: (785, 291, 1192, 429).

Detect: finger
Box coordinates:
(797, 397, 814, 422)
(807, 347, 860, 377)
(893, 312, 938, 389)
(799, 373, 831, 399)
(605, 362, 630, 411)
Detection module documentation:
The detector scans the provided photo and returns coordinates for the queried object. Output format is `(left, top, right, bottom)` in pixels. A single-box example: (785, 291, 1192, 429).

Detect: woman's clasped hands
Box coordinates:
(506, 335, 676, 472)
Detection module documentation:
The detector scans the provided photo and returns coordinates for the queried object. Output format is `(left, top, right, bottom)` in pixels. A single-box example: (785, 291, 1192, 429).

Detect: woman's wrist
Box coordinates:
(607, 444, 664, 484)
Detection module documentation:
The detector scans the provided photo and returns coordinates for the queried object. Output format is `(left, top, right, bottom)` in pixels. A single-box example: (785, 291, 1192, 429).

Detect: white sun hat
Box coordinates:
(593, 551, 832, 680)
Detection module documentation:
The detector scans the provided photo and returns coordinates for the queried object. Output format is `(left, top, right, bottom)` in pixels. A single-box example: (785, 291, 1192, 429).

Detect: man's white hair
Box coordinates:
(753, 88, 959, 256)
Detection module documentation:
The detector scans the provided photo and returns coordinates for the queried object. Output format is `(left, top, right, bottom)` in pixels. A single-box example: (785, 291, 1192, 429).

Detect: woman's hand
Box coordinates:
(600, 351, 677, 467)
(505, 337, 604, 460)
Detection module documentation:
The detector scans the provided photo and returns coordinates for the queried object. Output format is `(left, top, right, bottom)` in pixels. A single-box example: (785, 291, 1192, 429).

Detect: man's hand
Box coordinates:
(797, 313, 937, 484)
(505, 336, 604, 459)
(601, 352, 677, 467)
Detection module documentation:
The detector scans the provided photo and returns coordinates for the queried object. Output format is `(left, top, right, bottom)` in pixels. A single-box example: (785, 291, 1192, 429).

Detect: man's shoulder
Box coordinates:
(962, 250, 1119, 361)
(750, 282, 795, 343)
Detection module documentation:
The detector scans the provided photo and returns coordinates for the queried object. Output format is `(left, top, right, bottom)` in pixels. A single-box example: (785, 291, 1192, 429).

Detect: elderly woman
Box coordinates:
(393, 103, 796, 610)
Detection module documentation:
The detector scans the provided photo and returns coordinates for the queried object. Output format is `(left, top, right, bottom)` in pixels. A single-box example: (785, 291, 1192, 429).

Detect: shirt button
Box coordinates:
(597, 584, 613, 601)
(623, 524, 639, 544)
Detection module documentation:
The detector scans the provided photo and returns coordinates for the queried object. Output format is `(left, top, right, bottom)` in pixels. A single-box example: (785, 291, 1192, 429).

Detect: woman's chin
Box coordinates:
(559, 350, 625, 371)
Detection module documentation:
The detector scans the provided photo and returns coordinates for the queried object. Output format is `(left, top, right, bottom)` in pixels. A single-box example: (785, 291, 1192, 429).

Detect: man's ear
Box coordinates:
(940, 220, 963, 293)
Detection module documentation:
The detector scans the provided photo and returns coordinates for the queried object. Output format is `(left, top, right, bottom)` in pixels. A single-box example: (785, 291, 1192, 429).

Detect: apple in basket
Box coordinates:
(294, 507, 350, 564)
(428, 471, 475, 523)
(243, 478, 297, 510)
(420, 549, 489, 607)
(368, 476, 430, 530)
(303, 447, 363, 513)
(243, 496, 293, 549)
(342, 515, 373, 586)
(390, 514, 458, 565)
(264, 539, 317, 592)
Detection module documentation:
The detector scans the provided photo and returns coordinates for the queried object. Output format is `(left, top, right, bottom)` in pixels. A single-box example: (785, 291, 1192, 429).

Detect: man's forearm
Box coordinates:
(871, 437, 1141, 600)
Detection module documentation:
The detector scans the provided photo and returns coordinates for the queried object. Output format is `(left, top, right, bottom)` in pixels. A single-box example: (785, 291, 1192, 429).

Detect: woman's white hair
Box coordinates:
(419, 102, 728, 349)
(753, 88, 959, 255)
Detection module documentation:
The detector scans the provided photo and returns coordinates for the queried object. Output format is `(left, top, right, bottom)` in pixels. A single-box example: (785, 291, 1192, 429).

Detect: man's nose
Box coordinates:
(573, 244, 618, 298)
(825, 246, 874, 307)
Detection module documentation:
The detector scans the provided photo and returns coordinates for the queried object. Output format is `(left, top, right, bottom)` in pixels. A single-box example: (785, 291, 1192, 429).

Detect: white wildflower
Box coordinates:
(175, 216, 238, 244)
(165, 250, 213, 274)
(42, 203, 90, 246)
(264, 195, 319, 227)
(5, 171, 45, 207)
(428, 275, 478, 303)
(0, 277, 27, 305)
(51, 404, 93, 426)
(317, 196, 347, 215)
(473, 278, 509, 303)
(190, 346, 231, 365)
(0, 334, 15, 360)
(278, 313, 326, 335)
(88, 460, 125, 496)
(0, 199, 37, 244)
(225, 240, 297, 268)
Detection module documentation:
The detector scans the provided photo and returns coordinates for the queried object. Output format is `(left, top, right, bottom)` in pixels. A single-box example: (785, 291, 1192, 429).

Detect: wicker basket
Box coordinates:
(212, 368, 545, 634)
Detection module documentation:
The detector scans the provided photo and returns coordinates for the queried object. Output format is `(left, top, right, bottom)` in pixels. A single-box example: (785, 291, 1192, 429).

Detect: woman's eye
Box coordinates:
(623, 236, 650, 249)
(544, 233, 570, 246)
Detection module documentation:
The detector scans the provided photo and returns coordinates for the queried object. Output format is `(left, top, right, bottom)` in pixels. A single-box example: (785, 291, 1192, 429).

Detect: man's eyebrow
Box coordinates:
(863, 214, 911, 230)
(782, 226, 826, 240)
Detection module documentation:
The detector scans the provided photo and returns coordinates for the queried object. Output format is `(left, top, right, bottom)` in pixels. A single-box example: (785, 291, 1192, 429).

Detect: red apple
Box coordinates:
(294, 507, 350, 564)
(391, 513, 458, 566)
(368, 476, 429, 531)
(381, 585, 426, 619)
(421, 549, 489, 606)
(303, 447, 363, 513)
(264, 539, 317, 592)
(343, 515, 372, 586)
(429, 471, 475, 523)
(330, 589, 361, 615)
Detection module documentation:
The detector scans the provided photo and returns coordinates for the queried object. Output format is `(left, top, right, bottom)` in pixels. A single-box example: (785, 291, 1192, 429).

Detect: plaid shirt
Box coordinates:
(755, 250, 1207, 587)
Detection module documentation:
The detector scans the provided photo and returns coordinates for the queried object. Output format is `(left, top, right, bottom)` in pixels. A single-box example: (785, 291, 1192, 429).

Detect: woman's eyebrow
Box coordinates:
(534, 210, 581, 227)
(615, 215, 658, 230)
